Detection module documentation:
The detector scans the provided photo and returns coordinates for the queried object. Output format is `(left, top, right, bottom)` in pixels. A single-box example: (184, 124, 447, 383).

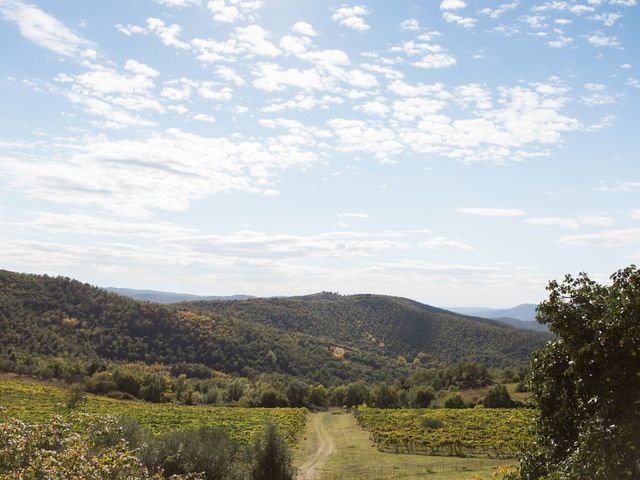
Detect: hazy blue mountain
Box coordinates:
(448, 304, 548, 332)
(105, 287, 254, 304)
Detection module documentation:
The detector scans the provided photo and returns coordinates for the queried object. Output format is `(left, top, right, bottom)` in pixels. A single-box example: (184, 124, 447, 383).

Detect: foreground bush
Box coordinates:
(0, 407, 296, 480)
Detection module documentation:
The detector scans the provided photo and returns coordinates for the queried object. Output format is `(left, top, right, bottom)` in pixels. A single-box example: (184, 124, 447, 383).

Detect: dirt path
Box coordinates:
(297, 413, 334, 480)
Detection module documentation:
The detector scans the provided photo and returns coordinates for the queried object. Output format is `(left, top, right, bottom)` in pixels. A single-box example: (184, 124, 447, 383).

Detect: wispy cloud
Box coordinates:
(559, 228, 640, 247)
(420, 236, 474, 251)
(457, 208, 525, 217)
(0, 0, 92, 56)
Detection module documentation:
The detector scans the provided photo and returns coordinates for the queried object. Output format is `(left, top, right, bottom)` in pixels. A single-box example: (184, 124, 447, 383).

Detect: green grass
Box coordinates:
(297, 411, 514, 480)
(0, 376, 306, 444)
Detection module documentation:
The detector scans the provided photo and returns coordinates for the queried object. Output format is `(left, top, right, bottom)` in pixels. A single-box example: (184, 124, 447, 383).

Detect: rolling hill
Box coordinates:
(0, 271, 551, 386)
(183, 293, 552, 367)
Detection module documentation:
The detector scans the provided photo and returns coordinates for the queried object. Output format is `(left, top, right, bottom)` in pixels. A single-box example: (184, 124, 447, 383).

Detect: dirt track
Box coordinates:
(297, 413, 334, 480)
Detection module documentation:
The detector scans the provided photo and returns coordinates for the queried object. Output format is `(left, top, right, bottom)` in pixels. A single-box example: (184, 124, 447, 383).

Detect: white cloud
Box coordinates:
(478, 2, 518, 18)
(279, 35, 311, 55)
(0, 0, 92, 56)
(594, 181, 640, 192)
(559, 228, 640, 247)
(0, 128, 318, 216)
(20, 212, 195, 237)
(389, 38, 457, 69)
(292, 21, 316, 37)
(52, 60, 166, 128)
(145, 17, 190, 49)
(399, 18, 420, 31)
(440, 0, 467, 10)
(588, 33, 621, 47)
(413, 53, 457, 69)
(443, 12, 477, 28)
(337, 213, 370, 219)
(193, 113, 216, 122)
(356, 100, 389, 116)
(115, 23, 145, 36)
(154, 0, 201, 6)
(207, 0, 264, 23)
(420, 236, 474, 250)
(590, 12, 622, 26)
(173, 229, 413, 259)
(458, 208, 525, 217)
(332, 5, 370, 32)
(526, 217, 581, 228)
(525, 216, 612, 229)
(216, 65, 245, 86)
(235, 24, 281, 57)
(252, 63, 333, 92)
(124, 59, 159, 77)
(262, 93, 343, 112)
(548, 35, 574, 48)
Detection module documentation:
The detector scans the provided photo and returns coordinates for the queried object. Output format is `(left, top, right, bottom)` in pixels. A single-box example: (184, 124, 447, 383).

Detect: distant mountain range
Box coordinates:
(448, 304, 549, 332)
(105, 287, 254, 304)
(106, 287, 548, 333)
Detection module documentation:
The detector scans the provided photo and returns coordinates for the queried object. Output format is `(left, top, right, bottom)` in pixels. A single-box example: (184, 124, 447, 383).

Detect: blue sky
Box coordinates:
(0, 0, 638, 306)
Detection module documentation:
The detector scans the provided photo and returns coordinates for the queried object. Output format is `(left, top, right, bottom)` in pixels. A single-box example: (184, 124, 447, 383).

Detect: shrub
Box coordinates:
(444, 395, 467, 409)
(66, 383, 86, 409)
(483, 385, 515, 408)
(147, 426, 240, 480)
(422, 418, 445, 429)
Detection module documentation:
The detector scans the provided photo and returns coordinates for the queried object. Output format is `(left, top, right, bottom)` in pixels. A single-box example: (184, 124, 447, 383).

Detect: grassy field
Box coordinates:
(355, 407, 536, 458)
(0, 376, 307, 444)
(294, 411, 515, 480)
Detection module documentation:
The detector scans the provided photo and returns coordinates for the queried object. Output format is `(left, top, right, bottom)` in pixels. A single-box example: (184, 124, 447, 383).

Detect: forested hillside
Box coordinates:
(0, 270, 405, 385)
(184, 293, 551, 367)
(0, 271, 549, 386)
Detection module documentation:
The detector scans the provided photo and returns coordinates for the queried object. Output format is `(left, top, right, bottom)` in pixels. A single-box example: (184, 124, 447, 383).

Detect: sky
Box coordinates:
(0, 0, 638, 307)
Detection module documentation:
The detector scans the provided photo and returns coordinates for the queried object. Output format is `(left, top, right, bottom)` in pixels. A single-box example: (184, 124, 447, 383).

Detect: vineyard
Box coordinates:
(354, 407, 536, 458)
(0, 377, 307, 444)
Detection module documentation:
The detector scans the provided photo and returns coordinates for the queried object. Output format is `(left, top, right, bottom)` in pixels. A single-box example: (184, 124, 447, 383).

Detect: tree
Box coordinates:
(285, 380, 308, 407)
(307, 384, 328, 408)
(411, 387, 435, 408)
(344, 382, 371, 408)
(482, 385, 515, 408)
(444, 395, 466, 409)
(374, 384, 400, 408)
(514, 267, 640, 479)
(259, 388, 289, 408)
(251, 421, 296, 480)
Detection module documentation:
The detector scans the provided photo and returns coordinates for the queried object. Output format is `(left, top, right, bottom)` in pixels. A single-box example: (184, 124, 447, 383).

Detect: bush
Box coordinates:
(483, 385, 515, 408)
(422, 418, 445, 429)
(444, 395, 466, 409)
(259, 388, 289, 408)
(148, 426, 240, 480)
(66, 383, 86, 409)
